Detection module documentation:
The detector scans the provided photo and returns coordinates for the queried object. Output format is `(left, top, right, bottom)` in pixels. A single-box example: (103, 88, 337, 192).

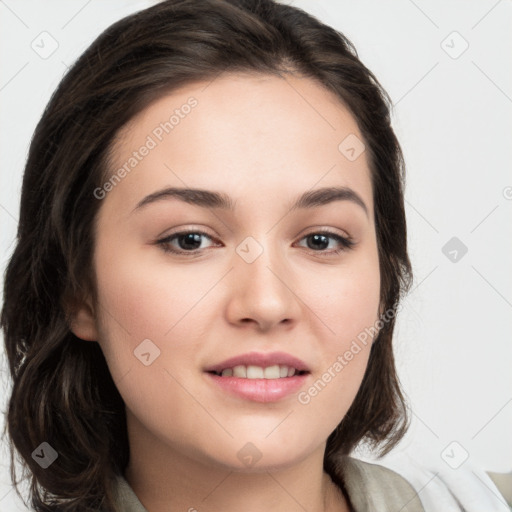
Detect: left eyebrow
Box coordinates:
(288, 186, 368, 218)
(132, 185, 368, 218)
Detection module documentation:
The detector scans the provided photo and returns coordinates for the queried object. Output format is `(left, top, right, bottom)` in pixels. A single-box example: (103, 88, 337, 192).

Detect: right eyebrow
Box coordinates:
(132, 187, 235, 212)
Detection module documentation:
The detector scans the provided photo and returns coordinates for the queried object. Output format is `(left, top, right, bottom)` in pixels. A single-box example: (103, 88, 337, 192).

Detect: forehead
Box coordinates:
(102, 72, 373, 219)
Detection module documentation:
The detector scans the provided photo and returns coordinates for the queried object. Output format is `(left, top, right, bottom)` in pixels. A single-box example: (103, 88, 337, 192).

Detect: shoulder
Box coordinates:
(111, 473, 149, 512)
(339, 451, 512, 512)
(330, 455, 425, 512)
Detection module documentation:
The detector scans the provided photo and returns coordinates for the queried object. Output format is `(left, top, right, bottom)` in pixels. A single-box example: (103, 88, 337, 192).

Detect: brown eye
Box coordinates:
(157, 231, 217, 254)
(297, 231, 355, 255)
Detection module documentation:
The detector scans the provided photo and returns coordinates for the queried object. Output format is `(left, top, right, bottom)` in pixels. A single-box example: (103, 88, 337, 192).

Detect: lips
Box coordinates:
(204, 351, 311, 403)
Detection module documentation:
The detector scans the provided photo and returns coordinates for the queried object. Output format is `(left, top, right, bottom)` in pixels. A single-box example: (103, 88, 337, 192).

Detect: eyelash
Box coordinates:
(156, 229, 355, 257)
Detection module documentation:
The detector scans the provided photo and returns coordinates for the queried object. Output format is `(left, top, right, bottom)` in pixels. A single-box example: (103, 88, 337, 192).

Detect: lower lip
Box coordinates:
(205, 373, 308, 403)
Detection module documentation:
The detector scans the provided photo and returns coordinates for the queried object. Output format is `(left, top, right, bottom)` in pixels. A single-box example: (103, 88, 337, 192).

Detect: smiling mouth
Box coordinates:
(208, 364, 309, 379)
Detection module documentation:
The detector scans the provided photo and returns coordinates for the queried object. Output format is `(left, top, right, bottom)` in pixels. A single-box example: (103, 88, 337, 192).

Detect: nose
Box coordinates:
(225, 239, 302, 332)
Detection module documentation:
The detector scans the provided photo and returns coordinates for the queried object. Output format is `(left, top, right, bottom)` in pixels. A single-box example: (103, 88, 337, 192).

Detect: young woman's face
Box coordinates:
(87, 72, 381, 471)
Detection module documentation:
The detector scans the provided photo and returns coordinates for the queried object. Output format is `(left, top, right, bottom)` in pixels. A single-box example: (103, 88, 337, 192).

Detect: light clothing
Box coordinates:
(112, 455, 425, 511)
(367, 450, 512, 512)
(112, 453, 512, 511)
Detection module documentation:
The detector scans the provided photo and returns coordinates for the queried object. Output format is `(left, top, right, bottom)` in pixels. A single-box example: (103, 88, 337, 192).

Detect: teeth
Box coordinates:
(247, 365, 264, 378)
(233, 365, 247, 378)
(217, 365, 301, 379)
(264, 365, 280, 379)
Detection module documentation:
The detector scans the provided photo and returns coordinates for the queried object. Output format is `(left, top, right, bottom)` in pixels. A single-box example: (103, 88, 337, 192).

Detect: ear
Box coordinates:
(66, 295, 99, 342)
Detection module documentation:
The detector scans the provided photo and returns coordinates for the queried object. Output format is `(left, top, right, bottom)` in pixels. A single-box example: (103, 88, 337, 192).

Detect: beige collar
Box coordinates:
(112, 455, 424, 512)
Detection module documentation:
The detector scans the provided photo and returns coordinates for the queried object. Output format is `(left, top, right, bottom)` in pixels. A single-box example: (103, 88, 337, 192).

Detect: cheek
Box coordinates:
(93, 242, 205, 343)
(92, 239, 169, 378)
(92, 239, 221, 399)
(293, 250, 380, 419)
(301, 249, 381, 346)
(91, 248, 209, 431)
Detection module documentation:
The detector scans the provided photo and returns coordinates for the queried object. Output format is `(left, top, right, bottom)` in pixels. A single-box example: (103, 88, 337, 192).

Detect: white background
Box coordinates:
(1, 1, 511, 510)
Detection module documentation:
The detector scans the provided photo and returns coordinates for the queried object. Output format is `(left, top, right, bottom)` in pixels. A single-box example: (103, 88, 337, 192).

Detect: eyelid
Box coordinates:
(297, 226, 353, 244)
(158, 226, 216, 240)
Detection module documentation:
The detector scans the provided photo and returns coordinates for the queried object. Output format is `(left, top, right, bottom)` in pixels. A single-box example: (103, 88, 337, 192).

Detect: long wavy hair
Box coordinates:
(1, 0, 413, 510)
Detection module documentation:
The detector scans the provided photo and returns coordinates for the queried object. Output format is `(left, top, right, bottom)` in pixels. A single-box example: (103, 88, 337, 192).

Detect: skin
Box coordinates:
(70, 72, 381, 512)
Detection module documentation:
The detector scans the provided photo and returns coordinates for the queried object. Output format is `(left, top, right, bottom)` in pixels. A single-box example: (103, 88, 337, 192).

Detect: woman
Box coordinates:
(1, 1, 508, 511)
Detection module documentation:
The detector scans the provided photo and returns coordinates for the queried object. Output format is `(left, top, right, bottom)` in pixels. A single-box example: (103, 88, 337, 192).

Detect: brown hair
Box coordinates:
(1, 0, 413, 510)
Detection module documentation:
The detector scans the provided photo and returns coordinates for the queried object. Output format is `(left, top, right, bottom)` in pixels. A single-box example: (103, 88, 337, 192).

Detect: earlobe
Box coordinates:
(67, 298, 99, 342)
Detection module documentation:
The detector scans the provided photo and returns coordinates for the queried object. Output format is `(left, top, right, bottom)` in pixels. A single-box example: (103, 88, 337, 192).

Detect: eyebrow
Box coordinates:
(132, 185, 368, 217)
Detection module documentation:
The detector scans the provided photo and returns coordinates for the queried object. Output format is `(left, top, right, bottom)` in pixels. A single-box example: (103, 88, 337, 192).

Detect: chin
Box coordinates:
(202, 438, 321, 474)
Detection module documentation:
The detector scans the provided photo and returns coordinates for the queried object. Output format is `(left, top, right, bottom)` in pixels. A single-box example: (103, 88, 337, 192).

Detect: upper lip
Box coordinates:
(204, 351, 310, 373)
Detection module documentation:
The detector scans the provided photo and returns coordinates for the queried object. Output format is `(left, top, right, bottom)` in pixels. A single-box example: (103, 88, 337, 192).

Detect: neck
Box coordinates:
(123, 416, 349, 512)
